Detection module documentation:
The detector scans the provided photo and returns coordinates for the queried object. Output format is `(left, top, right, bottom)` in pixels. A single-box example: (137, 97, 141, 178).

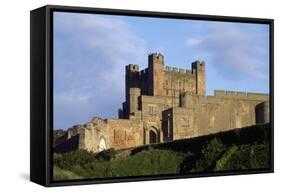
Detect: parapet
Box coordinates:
(163, 60, 205, 76)
(214, 90, 269, 100)
(126, 64, 139, 72)
(192, 60, 205, 66)
(148, 52, 164, 60)
(191, 60, 205, 76)
(164, 65, 193, 75)
(148, 52, 164, 66)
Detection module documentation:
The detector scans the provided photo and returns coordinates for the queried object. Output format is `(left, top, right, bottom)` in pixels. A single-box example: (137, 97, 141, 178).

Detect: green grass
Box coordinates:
(53, 148, 190, 180)
(53, 137, 270, 180)
(109, 149, 189, 177)
(53, 166, 83, 181)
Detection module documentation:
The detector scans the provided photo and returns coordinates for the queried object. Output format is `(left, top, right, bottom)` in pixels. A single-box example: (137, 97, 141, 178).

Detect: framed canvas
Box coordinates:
(30, 5, 274, 187)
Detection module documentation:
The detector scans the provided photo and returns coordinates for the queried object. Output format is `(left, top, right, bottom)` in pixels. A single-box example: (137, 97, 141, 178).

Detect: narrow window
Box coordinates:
(148, 105, 157, 115)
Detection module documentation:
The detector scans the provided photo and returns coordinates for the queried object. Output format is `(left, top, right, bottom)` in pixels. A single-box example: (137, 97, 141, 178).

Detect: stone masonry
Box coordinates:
(57, 53, 270, 153)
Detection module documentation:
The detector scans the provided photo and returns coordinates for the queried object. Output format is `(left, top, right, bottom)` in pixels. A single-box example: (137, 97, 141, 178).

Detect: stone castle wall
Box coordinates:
(122, 53, 205, 119)
(55, 53, 270, 154)
(78, 117, 144, 152)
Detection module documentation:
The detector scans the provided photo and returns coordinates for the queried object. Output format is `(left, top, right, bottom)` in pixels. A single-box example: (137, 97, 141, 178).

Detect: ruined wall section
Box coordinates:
(67, 125, 83, 139)
(79, 117, 144, 152)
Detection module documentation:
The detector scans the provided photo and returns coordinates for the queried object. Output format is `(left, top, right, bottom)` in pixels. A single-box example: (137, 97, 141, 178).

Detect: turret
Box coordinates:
(192, 60, 206, 96)
(126, 64, 139, 72)
(148, 53, 165, 96)
(129, 88, 141, 115)
(148, 53, 164, 68)
(125, 64, 140, 101)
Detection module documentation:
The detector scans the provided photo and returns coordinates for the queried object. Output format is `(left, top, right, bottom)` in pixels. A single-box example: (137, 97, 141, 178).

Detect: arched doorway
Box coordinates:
(98, 137, 107, 152)
(149, 129, 157, 144)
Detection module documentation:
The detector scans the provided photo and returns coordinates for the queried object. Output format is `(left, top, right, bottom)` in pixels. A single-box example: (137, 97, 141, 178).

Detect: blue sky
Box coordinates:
(54, 12, 270, 129)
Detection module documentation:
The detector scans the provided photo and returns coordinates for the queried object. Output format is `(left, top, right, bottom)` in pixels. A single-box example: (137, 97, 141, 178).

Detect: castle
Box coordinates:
(55, 53, 270, 153)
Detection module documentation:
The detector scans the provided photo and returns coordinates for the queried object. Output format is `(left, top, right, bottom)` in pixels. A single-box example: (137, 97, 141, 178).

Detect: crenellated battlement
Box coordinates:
(214, 90, 269, 100)
(56, 52, 270, 155)
(123, 53, 206, 114)
(148, 52, 164, 67)
(164, 65, 193, 75)
(126, 64, 139, 72)
(140, 69, 146, 75)
(148, 52, 164, 61)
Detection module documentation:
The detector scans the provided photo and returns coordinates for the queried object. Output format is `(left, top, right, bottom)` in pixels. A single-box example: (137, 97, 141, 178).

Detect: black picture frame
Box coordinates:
(30, 4, 274, 187)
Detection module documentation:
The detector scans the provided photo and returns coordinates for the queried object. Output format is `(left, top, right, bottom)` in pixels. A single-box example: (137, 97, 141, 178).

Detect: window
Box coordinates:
(166, 89, 169, 95)
(148, 104, 157, 115)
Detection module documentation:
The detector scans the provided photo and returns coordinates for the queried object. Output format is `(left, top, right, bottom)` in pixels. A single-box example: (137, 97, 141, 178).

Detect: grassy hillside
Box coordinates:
(53, 123, 271, 181)
(53, 148, 190, 180)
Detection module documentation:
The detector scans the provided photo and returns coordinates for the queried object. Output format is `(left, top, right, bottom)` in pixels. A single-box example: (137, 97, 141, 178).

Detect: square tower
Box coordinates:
(192, 60, 206, 96)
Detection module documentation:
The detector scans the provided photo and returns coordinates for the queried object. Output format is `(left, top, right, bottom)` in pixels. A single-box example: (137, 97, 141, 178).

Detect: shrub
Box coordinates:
(53, 150, 96, 170)
(221, 142, 270, 170)
(192, 138, 226, 172)
(214, 145, 238, 171)
(109, 148, 188, 177)
(95, 148, 117, 161)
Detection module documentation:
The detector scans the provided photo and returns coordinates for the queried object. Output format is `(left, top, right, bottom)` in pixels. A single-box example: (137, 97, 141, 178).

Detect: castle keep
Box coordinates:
(56, 53, 269, 153)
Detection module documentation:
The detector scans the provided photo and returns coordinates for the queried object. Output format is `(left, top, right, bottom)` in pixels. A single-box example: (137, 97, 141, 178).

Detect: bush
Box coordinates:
(53, 135, 270, 179)
(214, 145, 238, 171)
(109, 148, 188, 177)
(53, 150, 96, 170)
(221, 142, 270, 170)
(53, 148, 189, 179)
(192, 138, 226, 172)
(95, 148, 117, 161)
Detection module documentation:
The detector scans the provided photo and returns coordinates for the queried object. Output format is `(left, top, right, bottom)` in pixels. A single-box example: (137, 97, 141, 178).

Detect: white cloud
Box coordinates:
(185, 22, 269, 80)
(54, 12, 147, 129)
(186, 38, 202, 48)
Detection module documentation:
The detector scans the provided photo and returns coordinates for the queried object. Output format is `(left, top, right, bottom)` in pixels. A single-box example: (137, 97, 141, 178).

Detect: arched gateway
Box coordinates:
(98, 137, 107, 151)
(145, 127, 159, 144)
(149, 130, 157, 144)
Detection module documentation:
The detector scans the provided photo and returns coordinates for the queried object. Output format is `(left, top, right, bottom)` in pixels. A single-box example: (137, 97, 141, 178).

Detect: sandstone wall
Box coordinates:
(79, 118, 144, 152)
(122, 53, 205, 118)
(74, 53, 270, 153)
(162, 92, 269, 140)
